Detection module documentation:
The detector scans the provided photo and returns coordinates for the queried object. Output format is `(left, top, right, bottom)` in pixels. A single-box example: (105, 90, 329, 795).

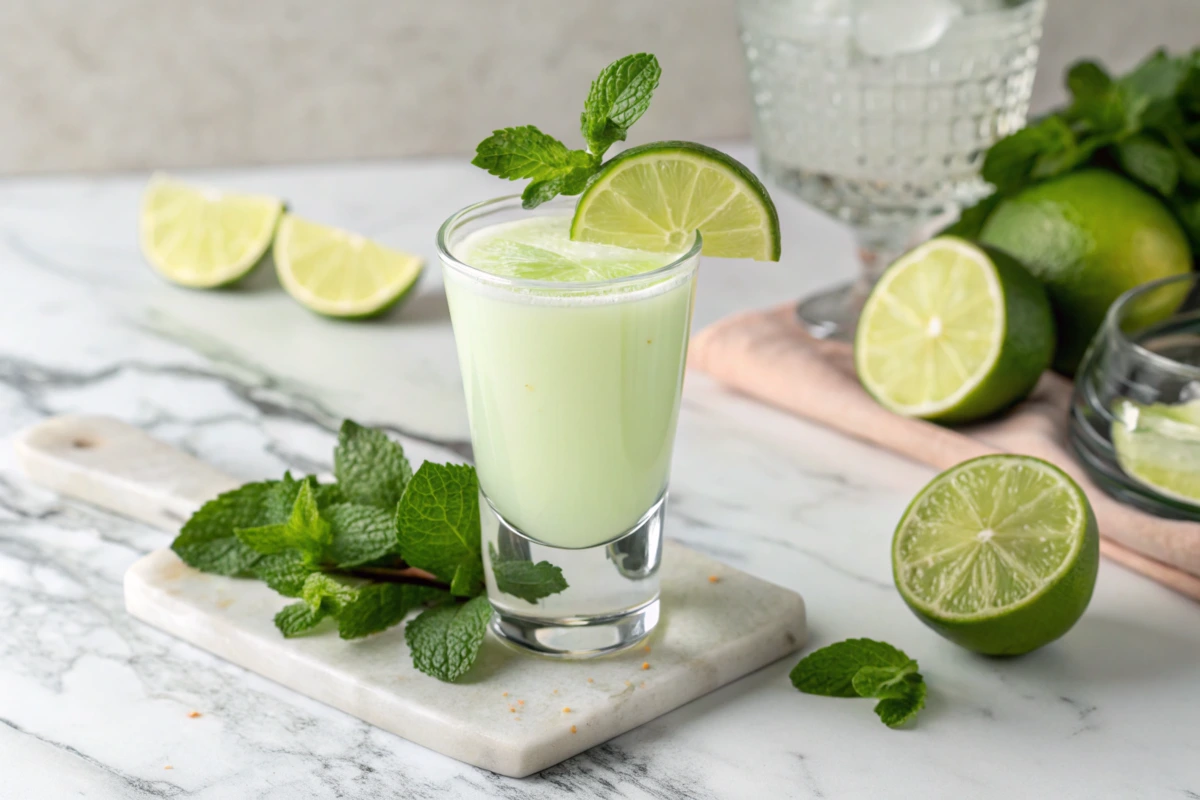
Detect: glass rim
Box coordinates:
(435, 194, 702, 292)
(1106, 272, 1200, 379)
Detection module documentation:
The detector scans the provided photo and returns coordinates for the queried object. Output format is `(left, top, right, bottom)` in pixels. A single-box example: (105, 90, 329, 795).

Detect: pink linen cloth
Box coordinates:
(689, 305, 1200, 601)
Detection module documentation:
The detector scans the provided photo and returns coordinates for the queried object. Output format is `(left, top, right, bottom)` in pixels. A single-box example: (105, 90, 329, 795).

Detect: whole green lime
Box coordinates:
(979, 169, 1192, 374)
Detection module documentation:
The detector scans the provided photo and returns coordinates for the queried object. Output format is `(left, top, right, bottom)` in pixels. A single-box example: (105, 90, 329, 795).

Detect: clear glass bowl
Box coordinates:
(1071, 273, 1200, 521)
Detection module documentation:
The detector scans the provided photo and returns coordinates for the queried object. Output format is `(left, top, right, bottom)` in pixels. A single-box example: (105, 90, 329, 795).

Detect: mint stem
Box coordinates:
(331, 565, 452, 593)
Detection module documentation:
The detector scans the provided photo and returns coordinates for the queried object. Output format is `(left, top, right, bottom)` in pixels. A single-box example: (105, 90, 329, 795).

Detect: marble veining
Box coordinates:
(0, 146, 1198, 798)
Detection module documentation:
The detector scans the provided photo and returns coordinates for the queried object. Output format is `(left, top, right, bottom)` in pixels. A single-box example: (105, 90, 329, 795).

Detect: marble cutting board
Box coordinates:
(14, 415, 808, 778)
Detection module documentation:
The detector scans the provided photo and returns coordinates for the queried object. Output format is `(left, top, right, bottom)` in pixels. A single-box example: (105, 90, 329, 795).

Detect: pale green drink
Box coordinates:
(442, 211, 698, 549)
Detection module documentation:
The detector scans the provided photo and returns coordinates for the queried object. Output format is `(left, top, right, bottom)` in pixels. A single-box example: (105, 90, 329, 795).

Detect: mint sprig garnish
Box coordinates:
(471, 53, 660, 208)
(949, 49, 1200, 249)
(170, 419, 568, 682)
(790, 638, 927, 728)
(581, 53, 662, 159)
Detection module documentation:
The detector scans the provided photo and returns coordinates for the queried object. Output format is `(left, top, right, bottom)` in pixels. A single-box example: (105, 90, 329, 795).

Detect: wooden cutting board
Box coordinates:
(15, 415, 808, 778)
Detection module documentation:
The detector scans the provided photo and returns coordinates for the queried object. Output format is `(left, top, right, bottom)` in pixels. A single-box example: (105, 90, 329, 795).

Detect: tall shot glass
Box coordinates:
(436, 196, 702, 657)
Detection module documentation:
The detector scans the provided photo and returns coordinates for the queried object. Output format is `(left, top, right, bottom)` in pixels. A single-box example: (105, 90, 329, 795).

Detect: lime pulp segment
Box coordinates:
(140, 175, 282, 288)
(453, 215, 686, 282)
(1112, 397, 1200, 504)
(273, 215, 424, 318)
(856, 237, 1004, 416)
(571, 141, 781, 261)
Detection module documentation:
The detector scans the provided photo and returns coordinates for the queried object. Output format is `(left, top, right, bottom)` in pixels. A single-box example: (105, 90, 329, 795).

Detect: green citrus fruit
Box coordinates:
(979, 169, 1192, 374)
(571, 141, 781, 261)
(140, 174, 282, 288)
(855, 236, 1055, 423)
(273, 215, 423, 319)
(893, 454, 1099, 656)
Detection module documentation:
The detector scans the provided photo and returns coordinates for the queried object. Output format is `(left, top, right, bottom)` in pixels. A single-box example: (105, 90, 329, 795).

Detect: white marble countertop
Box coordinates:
(1, 145, 1198, 799)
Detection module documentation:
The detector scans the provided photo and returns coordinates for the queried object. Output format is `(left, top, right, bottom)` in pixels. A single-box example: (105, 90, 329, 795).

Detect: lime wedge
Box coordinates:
(454, 215, 681, 282)
(855, 236, 1055, 424)
(139, 174, 282, 288)
(570, 141, 781, 261)
(893, 455, 1099, 656)
(273, 215, 423, 319)
(1112, 397, 1200, 504)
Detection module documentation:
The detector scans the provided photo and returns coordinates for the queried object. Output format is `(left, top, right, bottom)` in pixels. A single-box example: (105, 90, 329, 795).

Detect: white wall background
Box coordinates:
(2, 0, 1197, 174)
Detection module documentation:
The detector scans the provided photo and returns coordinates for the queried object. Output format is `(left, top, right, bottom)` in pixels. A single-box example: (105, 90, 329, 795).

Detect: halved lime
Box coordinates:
(454, 215, 681, 282)
(140, 174, 283, 288)
(893, 455, 1099, 656)
(1112, 397, 1200, 504)
(570, 141, 781, 261)
(855, 236, 1055, 424)
(273, 215, 424, 319)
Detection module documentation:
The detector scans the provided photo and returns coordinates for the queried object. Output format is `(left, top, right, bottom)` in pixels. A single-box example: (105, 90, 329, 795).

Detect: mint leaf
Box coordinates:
(264, 472, 305, 522)
(521, 163, 596, 209)
(1066, 61, 1125, 134)
(327, 503, 400, 568)
(851, 662, 921, 699)
(333, 420, 412, 510)
(405, 594, 492, 682)
(581, 53, 661, 157)
(790, 638, 914, 698)
(236, 481, 331, 562)
(252, 551, 318, 597)
(336, 583, 444, 639)
(396, 462, 484, 597)
(274, 601, 329, 638)
(472, 125, 595, 182)
(942, 193, 1002, 239)
(982, 116, 1076, 191)
(301, 572, 359, 612)
(1117, 134, 1180, 195)
(790, 638, 926, 728)
(172, 480, 282, 576)
(872, 680, 927, 728)
(488, 543, 568, 603)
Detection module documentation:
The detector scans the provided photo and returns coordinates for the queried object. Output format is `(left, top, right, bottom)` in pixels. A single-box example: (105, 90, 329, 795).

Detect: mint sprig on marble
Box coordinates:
(170, 420, 568, 682)
(790, 638, 927, 728)
(472, 52, 661, 208)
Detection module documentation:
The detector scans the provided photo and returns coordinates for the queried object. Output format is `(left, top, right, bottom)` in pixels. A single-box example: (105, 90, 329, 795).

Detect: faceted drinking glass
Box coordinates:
(737, 0, 1045, 339)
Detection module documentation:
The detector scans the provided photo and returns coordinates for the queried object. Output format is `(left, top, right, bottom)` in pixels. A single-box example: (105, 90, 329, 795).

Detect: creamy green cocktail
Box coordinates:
(443, 210, 698, 549)
(445, 52, 779, 657)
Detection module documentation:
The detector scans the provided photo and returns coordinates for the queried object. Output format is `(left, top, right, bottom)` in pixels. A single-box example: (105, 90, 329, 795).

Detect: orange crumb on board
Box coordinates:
(187, 711, 202, 718)
(552, 689, 559, 695)
(515, 716, 521, 721)
(641, 662, 650, 670)
(643, 645, 651, 653)
(508, 706, 516, 713)
(570, 725, 577, 734)
(164, 766, 173, 771)
(562, 707, 571, 713)
(708, 575, 720, 583)
(624, 680, 632, 687)
(518, 699, 525, 705)
(502, 691, 509, 697)
(587, 678, 594, 683)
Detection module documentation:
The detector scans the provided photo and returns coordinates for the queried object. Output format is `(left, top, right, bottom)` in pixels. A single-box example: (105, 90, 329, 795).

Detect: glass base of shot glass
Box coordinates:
(481, 491, 665, 658)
